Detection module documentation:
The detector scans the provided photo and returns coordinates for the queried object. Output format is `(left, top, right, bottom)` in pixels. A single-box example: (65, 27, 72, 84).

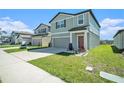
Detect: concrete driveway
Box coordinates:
(0, 49, 64, 83)
(11, 47, 66, 61)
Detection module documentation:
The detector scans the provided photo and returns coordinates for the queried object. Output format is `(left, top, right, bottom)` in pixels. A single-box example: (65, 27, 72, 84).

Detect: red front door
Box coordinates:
(78, 36, 84, 52)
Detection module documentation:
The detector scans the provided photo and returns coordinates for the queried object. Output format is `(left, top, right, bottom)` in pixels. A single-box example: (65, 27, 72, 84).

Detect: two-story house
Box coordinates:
(10, 31, 32, 45)
(49, 9, 100, 52)
(32, 23, 51, 47)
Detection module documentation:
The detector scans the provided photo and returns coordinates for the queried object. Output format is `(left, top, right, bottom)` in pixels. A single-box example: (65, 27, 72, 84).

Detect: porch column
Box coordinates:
(84, 32, 88, 51)
(70, 32, 72, 43)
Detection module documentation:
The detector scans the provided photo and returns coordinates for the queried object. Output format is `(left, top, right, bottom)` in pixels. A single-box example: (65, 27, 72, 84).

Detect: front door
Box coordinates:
(78, 36, 84, 52)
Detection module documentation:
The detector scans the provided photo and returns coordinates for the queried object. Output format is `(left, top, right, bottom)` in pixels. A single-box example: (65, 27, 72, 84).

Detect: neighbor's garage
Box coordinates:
(53, 38, 70, 48)
(32, 36, 42, 46)
(32, 39, 41, 46)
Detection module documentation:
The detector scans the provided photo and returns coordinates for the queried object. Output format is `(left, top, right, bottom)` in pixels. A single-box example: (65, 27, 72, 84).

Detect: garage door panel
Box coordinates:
(32, 39, 41, 46)
(54, 38, 69, 48)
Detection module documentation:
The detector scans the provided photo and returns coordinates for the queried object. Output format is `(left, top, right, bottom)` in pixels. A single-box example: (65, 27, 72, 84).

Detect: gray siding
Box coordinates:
(51, 12, 89, 33)
(51, 14, 73, 22)
(89, 31, 100, 49)
(50, 11, 100, 50)
(52, 33, 70, 37)
(88, 12, 100, 36)
(114, 31, 124, 49)
(35, 25, 50, 35)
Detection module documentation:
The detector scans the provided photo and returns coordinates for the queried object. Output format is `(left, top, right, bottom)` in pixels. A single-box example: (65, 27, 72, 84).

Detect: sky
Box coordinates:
(0, 9, 124, 40)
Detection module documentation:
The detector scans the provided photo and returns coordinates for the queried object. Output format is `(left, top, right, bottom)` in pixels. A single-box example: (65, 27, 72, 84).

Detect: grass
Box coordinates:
(4, 46, 47, 53)
(0, 44, 19, 48)
(29, 45, 124, 83)
(4, 48, 27, 53)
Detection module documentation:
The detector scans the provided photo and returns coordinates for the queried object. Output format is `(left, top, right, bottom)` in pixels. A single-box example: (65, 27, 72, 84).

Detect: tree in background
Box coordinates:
(0, 28, 7, 45)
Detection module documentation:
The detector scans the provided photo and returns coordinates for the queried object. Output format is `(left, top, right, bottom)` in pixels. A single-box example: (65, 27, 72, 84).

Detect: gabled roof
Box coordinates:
(12, 31, 33, 36)
(49, 9, 100, 27)
(34, 23, 50, 31)
(49, 12, 74, 23)
(113, 29, 124, 38)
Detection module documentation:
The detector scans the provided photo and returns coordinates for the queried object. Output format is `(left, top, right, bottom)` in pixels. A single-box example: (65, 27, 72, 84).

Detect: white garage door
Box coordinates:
(53, 38, 70, 48)
(32, 39, 41, 46)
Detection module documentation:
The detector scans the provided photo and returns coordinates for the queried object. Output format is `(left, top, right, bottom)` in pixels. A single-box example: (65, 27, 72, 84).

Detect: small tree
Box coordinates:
(0, 28, 7, 45)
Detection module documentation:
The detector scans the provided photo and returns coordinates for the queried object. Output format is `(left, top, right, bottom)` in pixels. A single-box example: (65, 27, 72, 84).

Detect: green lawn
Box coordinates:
(0, 44, 19, 48)
(29, 45, 124, 83)
(4, 46, 47, 53)
(4, 48, 27, 53)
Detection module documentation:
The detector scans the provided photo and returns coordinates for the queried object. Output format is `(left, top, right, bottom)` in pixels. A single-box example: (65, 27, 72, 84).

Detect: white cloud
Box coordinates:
(0, 17, 32, 34)
(100, 18, 124, 40)
(0, 17, 12, 21)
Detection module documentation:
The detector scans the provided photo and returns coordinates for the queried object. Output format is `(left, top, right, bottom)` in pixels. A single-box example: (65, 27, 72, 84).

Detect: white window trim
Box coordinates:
(56, 19, 65, 29)
(77, 13, 84, 26)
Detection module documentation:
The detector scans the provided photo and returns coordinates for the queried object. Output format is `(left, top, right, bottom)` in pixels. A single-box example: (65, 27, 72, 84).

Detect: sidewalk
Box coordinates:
(0, 49, 64, 83)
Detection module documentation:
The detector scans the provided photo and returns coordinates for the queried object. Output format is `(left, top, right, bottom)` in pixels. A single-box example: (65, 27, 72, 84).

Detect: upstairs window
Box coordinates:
(78, 14, 83, 24)
(56, 20, 66, 29)
(37, 29, 41, 34)
(41, 28, 46, 33)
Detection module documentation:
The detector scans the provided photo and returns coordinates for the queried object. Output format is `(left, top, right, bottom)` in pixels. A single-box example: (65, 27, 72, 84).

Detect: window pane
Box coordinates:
(56, 22, 60, 29)
(56, 20, 66, 28)
(78, 14, 83, 24)
(41, 28, 46, 33)
(61, 20, 64, 27)
(79, 20, 83, 24)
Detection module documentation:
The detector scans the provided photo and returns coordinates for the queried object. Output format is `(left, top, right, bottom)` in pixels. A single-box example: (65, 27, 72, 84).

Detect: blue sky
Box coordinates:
(0, 9, 124, 40)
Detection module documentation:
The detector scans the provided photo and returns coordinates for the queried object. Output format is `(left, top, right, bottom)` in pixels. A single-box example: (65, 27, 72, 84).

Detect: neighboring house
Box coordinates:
(49, 9, 100, 52)
(0, 29, 9, 44)
(1, 36, 11, 43)
(10, 31, 18, 44)
(100, 40, 113, 45)
(32, 23, 51, 47)
(113, 29, 124, 50)
(10, 31, 32, 45)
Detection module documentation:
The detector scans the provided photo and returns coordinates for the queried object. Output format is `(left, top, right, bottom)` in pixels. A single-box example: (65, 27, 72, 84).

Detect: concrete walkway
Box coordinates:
(0, 49, 64, 83)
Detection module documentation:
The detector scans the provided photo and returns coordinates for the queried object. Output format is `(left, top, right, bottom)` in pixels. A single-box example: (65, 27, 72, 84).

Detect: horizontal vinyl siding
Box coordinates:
(51, 12, 89, 33)
(114, 31, 124, 49)
(88, 12, 100, 36)
(52, 33, 70, 37)
(51, 14, 73, 22)
(123, 32, 124, 49)
(89, 31, 100, 49)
